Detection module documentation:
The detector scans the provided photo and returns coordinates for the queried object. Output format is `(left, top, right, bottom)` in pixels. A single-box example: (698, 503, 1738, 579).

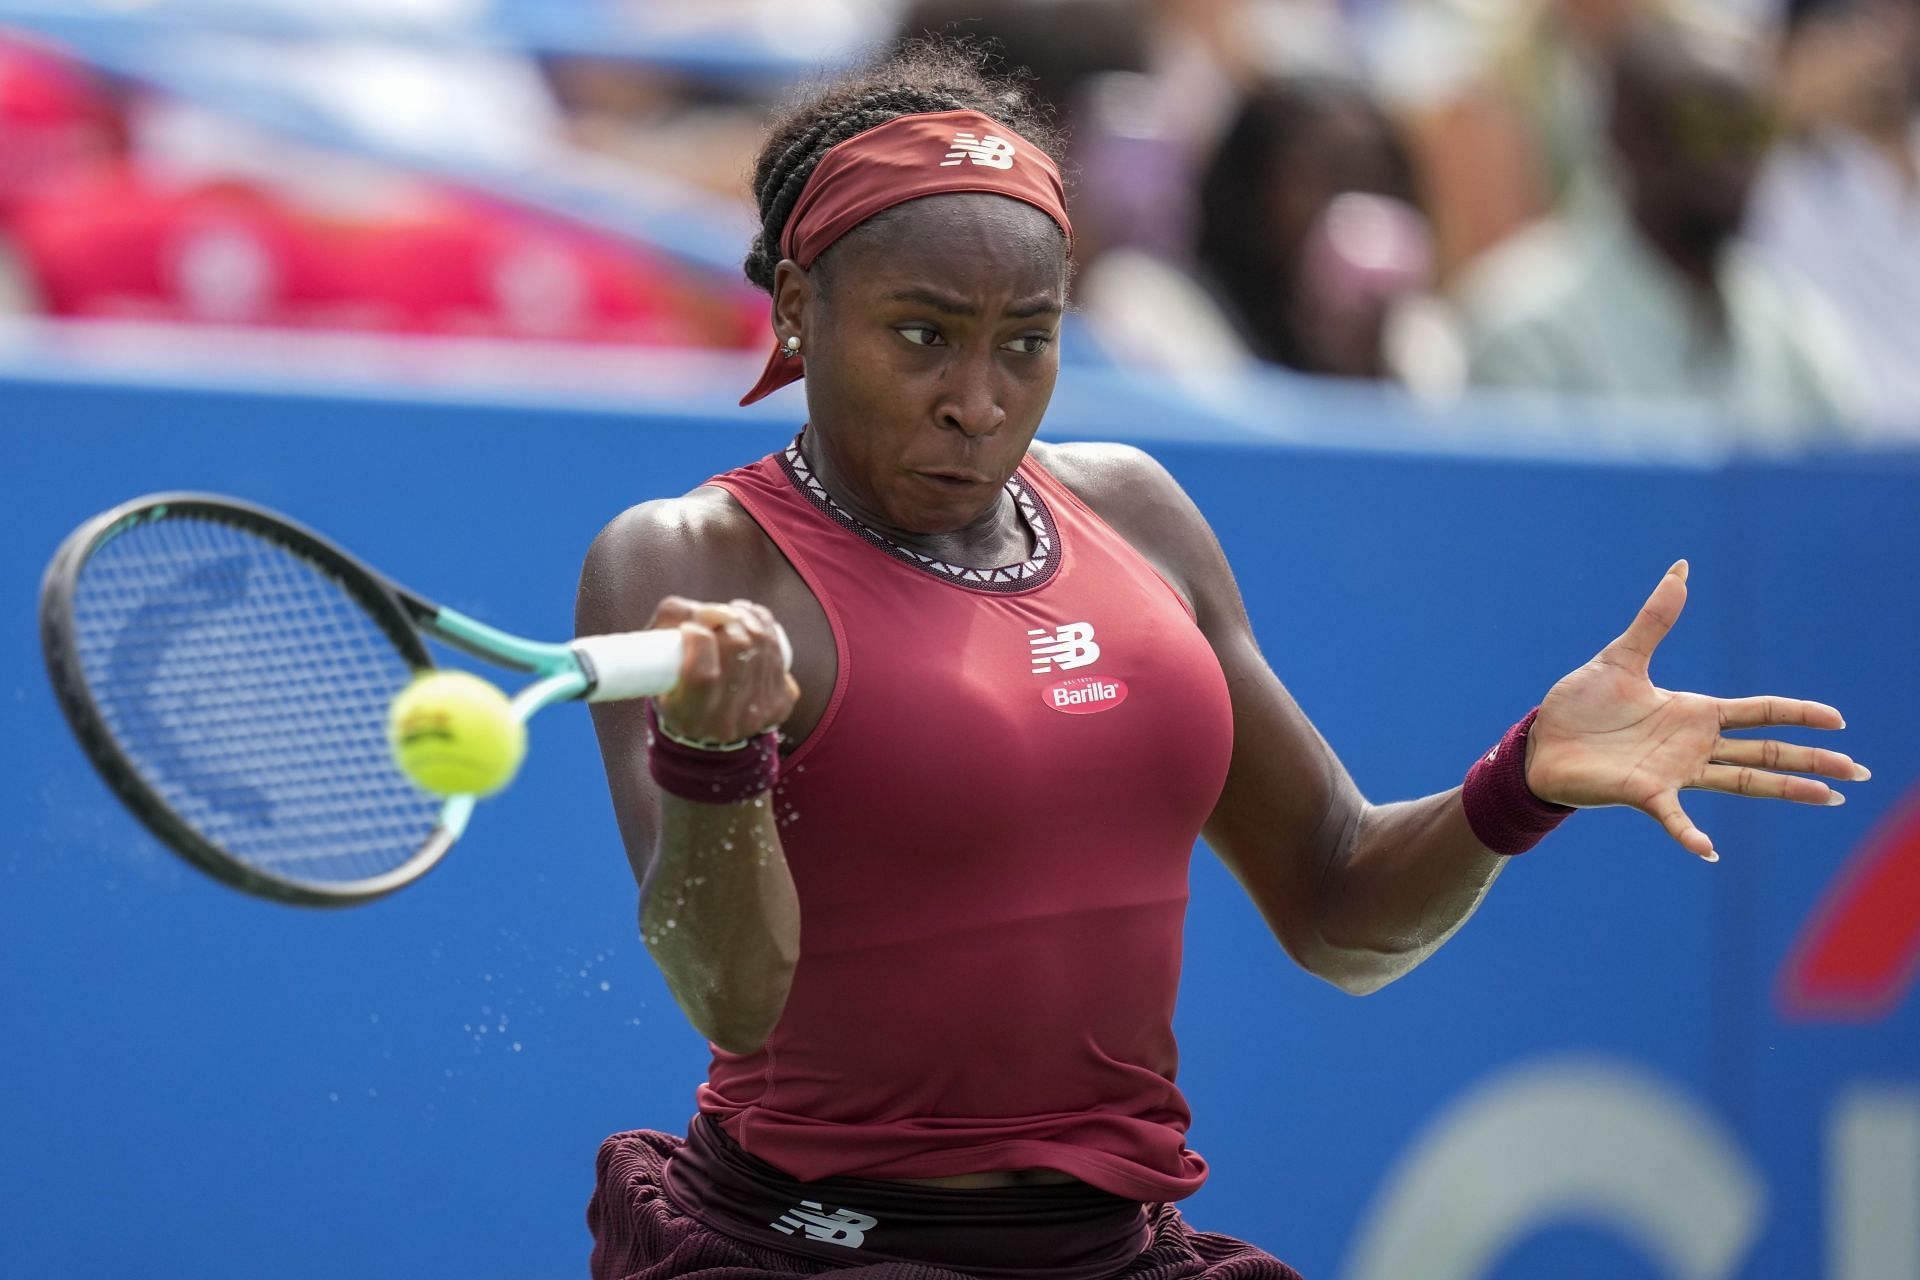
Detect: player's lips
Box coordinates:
(911, 469, 994, 487)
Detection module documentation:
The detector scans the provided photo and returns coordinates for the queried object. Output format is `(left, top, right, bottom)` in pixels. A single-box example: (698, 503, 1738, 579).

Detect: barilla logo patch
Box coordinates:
(1045, 675, 1128, 715)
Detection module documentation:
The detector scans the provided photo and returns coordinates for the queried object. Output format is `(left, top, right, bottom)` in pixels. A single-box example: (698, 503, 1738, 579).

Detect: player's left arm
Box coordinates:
(1044, 442, 1865, 995)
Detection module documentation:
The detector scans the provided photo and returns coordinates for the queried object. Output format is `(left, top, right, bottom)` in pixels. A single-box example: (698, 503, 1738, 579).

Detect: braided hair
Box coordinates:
(742, 38, 1067, 295)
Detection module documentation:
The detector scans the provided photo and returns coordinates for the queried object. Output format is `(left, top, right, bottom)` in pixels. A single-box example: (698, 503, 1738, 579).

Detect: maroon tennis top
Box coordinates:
(696, 438, 1234, 1203)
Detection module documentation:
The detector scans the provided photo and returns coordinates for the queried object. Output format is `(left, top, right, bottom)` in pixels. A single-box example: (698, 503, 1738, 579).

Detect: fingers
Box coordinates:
(1604, 560, 1689, 677)
(1649, 788, 1717, 862)
(1710, 736, 1869, 782)
(1716, 695, 1846, 731)
(647, 594, 698, 631)
(675, 618, 723, 686)
(1694, 763, 1844, 807)
(1647, 735, 1865, 861)
(652, 596, 798, 743)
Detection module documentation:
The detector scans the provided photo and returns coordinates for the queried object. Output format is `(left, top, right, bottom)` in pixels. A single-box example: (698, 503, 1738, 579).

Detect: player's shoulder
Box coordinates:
(577, 482, 780, 627)
(1026, 439, 1225, 611)
(586, 483, 757, 559)
(1027, 439, 1187, 510)
(1027, 439, 1207, 538)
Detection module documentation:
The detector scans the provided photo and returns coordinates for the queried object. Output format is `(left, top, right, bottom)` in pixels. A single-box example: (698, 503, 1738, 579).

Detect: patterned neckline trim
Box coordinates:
(777, 437, 1060, 593)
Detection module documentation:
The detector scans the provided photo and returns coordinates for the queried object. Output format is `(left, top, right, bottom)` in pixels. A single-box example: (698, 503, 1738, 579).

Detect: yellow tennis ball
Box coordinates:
(387, 670, 526, 797)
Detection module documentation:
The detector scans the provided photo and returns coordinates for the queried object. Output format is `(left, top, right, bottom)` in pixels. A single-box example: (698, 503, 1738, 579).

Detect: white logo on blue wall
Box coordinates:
(1341, 1058, 1764, 1280)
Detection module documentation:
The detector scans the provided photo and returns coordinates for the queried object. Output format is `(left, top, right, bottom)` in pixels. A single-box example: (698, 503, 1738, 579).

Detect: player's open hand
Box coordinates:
(1524, 561, 1865, 861)
(649, 596, 799, 746)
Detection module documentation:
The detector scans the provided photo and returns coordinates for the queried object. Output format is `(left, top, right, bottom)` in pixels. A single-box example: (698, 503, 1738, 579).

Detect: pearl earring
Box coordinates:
(782, 335, 801, 358)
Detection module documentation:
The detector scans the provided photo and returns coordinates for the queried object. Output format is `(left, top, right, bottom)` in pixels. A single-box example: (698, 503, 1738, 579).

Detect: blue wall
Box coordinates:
(3, 370, 1915, 1279)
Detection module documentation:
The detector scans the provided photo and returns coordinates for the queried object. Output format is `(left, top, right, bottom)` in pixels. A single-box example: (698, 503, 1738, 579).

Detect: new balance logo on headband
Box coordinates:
(941, 131, 1016, 169)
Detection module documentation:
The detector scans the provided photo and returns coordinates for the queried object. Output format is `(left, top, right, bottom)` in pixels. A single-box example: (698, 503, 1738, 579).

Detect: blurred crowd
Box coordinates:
(2, 0, 1918, 442)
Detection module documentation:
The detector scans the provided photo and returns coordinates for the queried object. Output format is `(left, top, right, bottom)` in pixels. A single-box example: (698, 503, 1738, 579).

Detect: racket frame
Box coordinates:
(39, 493, 576, 906)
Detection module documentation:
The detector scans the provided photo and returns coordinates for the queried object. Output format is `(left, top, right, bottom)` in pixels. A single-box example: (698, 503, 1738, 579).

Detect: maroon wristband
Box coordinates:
(1462, 708, 1574, 855)
(645, 702, 780, 805)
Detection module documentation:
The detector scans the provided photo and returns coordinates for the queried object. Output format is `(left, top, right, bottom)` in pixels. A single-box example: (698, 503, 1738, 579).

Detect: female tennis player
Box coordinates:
(575, 42, 1863, 1280)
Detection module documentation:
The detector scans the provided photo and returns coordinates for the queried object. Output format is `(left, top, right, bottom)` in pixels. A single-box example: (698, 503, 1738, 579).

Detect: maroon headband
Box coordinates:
(739, 108, 1072, 406)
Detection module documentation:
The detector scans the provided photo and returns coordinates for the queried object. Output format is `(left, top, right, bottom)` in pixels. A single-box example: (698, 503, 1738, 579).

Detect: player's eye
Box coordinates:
(898, 327, 944, 347)
(1002, 334, 1053, 355)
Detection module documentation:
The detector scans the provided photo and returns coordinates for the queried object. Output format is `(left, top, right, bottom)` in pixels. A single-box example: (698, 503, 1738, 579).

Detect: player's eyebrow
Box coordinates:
(885, 286, 1062, 320)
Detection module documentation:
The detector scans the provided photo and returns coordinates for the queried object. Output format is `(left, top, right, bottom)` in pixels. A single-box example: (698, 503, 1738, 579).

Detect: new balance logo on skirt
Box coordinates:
(770, 1201, 877, 1247)
(941, 131, 1016, 169)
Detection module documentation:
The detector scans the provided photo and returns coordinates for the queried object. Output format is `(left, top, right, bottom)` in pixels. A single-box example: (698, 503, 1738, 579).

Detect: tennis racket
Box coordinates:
(39, 492, 772, 908)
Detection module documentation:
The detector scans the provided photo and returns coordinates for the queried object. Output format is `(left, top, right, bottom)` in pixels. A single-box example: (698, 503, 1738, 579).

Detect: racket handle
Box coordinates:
(573, 624, 793, 703)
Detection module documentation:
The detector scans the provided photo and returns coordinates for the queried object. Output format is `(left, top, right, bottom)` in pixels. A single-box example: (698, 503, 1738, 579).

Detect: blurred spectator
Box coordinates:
(1748, 0, 1920, 432)
(542, 56, 773, 201)
(1290, 191, 1445, 383)
(1187, 74, 1458, 388)
(1489, 0, 1649, 210)
(1144, 0, 1354, 148)
(1366, 0, 1660, 281)
(1456, 15, 1865, 441)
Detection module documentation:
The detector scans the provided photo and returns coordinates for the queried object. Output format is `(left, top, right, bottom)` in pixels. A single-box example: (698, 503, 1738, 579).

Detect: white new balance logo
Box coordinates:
(941, 131, 1016, 169)
(1029, 622, 1100, 673)
(770, 1201, 877, 1247)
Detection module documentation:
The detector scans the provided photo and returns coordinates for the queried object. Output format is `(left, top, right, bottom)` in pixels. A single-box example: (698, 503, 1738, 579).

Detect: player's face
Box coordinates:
(785, 193, 1068, 537)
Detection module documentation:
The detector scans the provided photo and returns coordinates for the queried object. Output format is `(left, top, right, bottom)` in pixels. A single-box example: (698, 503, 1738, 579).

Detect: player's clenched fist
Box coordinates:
(647, 596, 799, 747)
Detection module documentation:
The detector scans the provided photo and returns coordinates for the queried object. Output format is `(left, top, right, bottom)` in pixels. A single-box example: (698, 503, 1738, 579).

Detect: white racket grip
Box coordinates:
(573, 624, 792, 703)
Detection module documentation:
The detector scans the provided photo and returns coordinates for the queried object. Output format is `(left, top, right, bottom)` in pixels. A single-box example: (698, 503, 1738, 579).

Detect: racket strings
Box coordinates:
(70, 517, 441, 886)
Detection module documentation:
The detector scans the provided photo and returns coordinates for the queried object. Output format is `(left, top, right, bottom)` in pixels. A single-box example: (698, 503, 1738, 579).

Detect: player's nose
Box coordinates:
(935, 352, 1006, 438)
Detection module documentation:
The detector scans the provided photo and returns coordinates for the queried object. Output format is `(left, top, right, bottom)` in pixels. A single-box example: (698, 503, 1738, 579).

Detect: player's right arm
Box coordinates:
(576, 491, 804, 1054)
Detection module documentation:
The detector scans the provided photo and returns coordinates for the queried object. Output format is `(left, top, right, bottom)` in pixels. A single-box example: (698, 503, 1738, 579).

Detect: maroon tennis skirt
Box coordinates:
(587, 1124, 1305, 1280)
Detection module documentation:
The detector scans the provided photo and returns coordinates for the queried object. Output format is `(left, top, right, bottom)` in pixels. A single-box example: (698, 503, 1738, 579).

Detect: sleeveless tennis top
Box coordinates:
(696, 437, 1234, 1203)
